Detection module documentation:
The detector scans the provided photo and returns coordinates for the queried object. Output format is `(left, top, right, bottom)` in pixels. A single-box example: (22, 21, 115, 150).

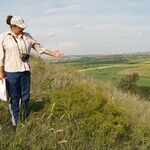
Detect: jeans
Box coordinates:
(6, 71, 31, 126)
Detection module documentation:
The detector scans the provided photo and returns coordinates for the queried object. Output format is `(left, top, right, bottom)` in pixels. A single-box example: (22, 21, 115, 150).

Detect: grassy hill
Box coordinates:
(0, 56, 150, 149)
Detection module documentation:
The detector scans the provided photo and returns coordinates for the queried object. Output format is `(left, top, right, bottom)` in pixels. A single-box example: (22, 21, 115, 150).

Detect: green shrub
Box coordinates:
(119, 72, 140, 94)
(46, 82, 130, 149)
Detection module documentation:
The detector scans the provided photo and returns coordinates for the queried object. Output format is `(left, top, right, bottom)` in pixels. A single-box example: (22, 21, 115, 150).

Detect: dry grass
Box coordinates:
(103, 81, 150, 147)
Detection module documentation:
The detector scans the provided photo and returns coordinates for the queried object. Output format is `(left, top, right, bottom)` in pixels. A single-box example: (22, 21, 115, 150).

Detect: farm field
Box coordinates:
(62, 55, 150, 88)
(82, 63, 150, 87)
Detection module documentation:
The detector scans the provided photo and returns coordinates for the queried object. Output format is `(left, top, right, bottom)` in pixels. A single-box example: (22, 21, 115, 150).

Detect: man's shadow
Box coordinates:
(29, 100, 44, 112)
(28, 99, 50, 114)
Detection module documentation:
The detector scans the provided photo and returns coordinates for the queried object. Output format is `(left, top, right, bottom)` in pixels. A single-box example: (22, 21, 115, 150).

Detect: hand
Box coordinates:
(0, 71, 4, 80)
(54, 50, 64, 59)
(43, 49, 64, 59)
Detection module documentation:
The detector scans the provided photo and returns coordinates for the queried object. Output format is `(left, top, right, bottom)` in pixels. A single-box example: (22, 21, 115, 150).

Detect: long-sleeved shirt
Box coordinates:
(0, 30, 46, 72)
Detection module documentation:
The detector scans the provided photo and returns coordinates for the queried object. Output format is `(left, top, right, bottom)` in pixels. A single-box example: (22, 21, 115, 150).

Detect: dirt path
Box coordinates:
(78, 65, 112, 72)
(78, 64, 134, 72)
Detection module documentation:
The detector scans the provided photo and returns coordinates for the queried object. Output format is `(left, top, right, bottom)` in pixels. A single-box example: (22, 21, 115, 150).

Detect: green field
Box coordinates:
(62, 56, 150, 87)
(83, 65, 150, 87)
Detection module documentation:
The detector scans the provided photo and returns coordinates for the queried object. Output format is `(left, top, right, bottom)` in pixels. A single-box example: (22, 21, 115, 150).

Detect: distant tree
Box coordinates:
(119, 73, 140, 93)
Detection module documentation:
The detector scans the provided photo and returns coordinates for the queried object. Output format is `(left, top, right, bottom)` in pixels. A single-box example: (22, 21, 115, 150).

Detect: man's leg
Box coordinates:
(20, 71, 31, 121)
(6, 72, 21, 126)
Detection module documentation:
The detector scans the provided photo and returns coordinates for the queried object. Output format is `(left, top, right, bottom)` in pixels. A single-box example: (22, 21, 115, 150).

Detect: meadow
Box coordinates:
(0, 55, 149, 149)
(61, 54, 150, 99)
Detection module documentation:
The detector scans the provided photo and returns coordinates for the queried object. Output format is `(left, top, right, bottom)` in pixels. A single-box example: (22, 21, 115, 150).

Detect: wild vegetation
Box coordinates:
(119, 73, 140, 93)
(60, 53, 150, 100)
(0, 55, 149, 149)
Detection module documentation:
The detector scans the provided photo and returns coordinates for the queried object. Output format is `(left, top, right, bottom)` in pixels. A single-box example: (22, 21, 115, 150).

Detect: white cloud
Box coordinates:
(117, 28, 143, 38)
(33, 31, 57, 38)
(98, 24, 144, 38)
(45, 4, 82, 14)
(45, 8, 64, 14)
(73, 24, 83, 28)
(43, 41, 80, 55)
(46, 32, 57, 37)
(73, 22, 144, 38)
(73, 23, 88, 29)
(61, 41, 79, 50)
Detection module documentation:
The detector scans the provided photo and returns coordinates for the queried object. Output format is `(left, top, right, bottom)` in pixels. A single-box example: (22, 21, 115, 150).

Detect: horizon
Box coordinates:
(41, 51, 150, 59)
(1, 0, 150, 55)
(63, 50, 150, 56)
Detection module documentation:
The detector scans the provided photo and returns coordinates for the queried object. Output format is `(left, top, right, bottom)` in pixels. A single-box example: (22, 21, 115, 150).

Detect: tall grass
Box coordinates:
(0, 56, 149, 149)
(103, 82, 150, 148)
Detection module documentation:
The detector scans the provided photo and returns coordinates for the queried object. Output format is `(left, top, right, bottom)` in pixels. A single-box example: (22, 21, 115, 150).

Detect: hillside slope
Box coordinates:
(0, 56, 149, 150)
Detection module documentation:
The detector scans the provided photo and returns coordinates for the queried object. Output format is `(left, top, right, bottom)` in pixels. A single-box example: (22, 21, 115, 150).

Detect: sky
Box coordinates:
(0, 0, 150, 55)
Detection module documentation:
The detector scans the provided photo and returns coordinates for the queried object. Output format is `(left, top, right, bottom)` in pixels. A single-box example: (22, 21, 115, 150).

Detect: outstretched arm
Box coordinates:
(31, 39, 64, 59)
(28, 33, 64, 59)
(43, 49, 64, 59)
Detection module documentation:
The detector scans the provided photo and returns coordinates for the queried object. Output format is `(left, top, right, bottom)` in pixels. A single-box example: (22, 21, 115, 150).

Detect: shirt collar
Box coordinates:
(7, 30, 23, 38)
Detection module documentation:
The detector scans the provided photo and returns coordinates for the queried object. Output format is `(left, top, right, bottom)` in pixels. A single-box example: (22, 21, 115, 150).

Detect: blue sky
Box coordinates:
(0, 0, 150, 55)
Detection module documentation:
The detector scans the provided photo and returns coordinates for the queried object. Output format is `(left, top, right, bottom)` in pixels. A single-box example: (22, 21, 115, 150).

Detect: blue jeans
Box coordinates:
(6, 71, 31, 125)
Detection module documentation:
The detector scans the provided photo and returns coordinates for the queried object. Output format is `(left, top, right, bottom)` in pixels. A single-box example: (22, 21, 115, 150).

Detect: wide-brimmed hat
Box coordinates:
(10, 16, 26, 29)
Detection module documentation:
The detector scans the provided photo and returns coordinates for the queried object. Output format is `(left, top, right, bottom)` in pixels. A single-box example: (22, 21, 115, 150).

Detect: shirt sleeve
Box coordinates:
(0, 34, 5, 66)
(25, 32, 46, 54)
